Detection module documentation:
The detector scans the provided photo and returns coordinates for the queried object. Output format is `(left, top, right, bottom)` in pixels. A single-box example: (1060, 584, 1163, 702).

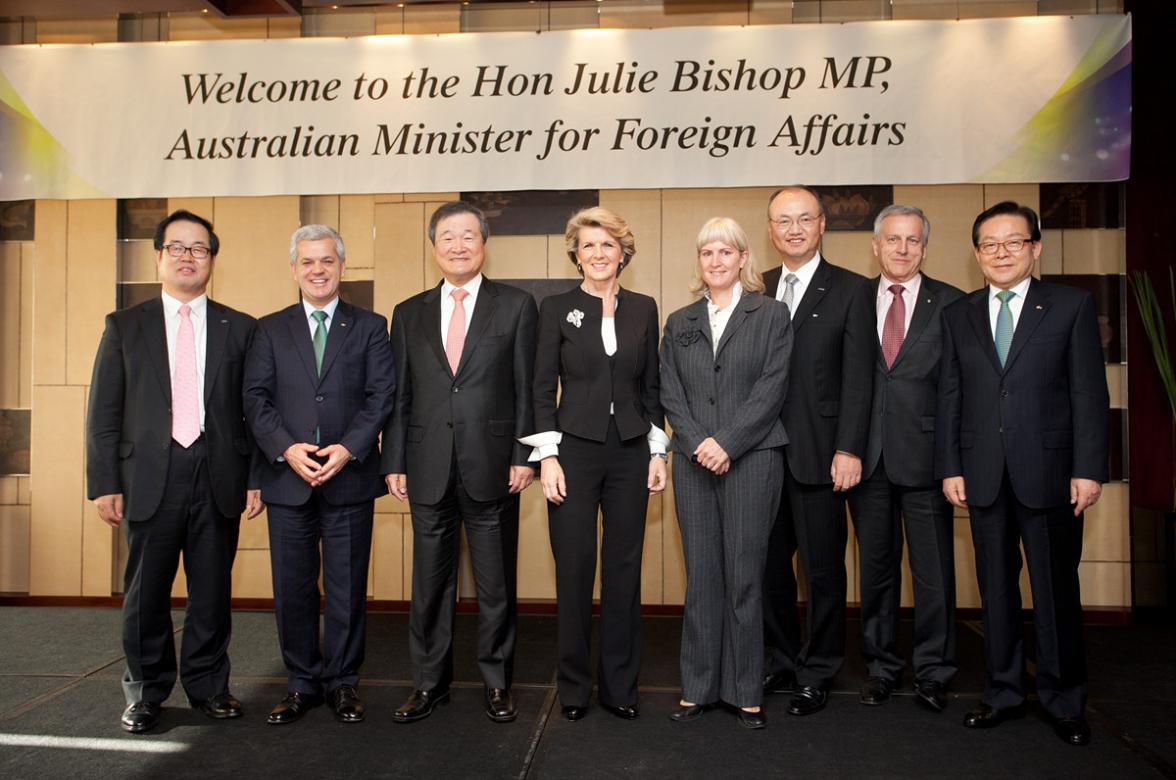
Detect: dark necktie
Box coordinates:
(881, 284, 906, 368)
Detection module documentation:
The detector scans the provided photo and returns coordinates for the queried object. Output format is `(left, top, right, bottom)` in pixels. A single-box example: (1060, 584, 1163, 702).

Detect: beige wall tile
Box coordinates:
(267, 16, 302, 39)
(895, 185, 985, 292)
(66, 200, 118, 387)
(168, 12, 270, 41)
(232, 549, 274, 599)
(1078, 560, 1129, 607)
(405, 193, 459, 203)
(36, 16, 118, 43)
(1105, 364, 1125, 409)
(549, 1, 601, 30)
(239, 509, 270, 550)
(403, 509, 415, 599)
(750, 0, 794, 25)
(0, 505, 30, 593)
(640, 495, 665, 605)
(302, 9, 377, 37)
(982, 184, 1039, 213)
(0, 477, 16, 505)
(548, 236, 580, 279)
(1061, 229, 1124, 275)
(959, 1, 1038, 18)
(81, 499, 114, 596)
(301, 196, 340, 231)
(34, 201, 68, 386)
(20, 244, 34, 407)
(374, 202, 428, 320)
(462, 3, 549, 32)
(17, 477, 30, 505)
(845, 515, 859, 603)
(423, 203, 450, 290)
(407, 3, 462, 34)
(0, 245, 22, 407)
(794, 0, 890, 22)
(372, 512, 405, 601)
(1038, 0, 1099, 13)
(518, 484, 557, 600)
(210, 196, 302, 318)
(601, 190, 663, 304)
(340, 195, 376, 271)
(600, 1, 752, 29)
(485, 235, 549, 279)
(892, 0, 961, 19)
(29, 385, 85, 595)
(118, 241, 159, 284)
(820, 232, 874, 278)
(953, 515, 980, 608)
(375, 194, 405, 204)
(1039, 229, 1063, 275)
(661, 462, 687, 604)
(1081, 482, 1128, 563)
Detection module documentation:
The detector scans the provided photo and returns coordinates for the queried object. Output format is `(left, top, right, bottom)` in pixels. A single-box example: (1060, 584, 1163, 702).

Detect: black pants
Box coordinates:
(121, 438, 239, 705)
(970, 471, 1087, 718)
(407, 453, 519, 691)
(267, 493, 373, 696)
(548, 421, 649, 708)
(848, 456, 957, 685)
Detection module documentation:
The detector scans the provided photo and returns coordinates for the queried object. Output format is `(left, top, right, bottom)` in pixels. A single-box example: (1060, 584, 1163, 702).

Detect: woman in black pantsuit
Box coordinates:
(521, 207, 668, 721)
(660, 217, 792, 729)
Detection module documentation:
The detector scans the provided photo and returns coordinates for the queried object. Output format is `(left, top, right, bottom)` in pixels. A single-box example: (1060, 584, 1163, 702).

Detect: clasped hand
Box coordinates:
(284, 442, 352, 487)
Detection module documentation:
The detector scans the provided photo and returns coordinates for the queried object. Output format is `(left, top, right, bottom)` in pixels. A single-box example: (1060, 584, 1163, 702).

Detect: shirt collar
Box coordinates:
(161, 290, 207, 317)
(782, 250, 822, 286)
(705, 281, 744, 310)
(988, 275, 1032, 303)
(442, 273, 484, 301)
(878, 271, 922, 298)
(303, 296, 340, 321)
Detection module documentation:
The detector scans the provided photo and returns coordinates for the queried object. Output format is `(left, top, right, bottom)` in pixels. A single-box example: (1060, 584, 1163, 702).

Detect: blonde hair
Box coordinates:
(688, 217, 764, 296)
(564, 207, 636, 275)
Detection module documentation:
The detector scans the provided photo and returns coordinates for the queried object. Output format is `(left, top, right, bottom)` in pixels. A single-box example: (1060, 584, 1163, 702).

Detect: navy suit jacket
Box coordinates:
(244, 300, 395, 507)
(862, 274, 964, 487)
(935, 278, 1109, 508)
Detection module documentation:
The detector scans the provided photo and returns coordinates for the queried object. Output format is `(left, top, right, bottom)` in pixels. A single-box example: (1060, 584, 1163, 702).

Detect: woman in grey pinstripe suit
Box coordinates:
(660, 217, 793, 729)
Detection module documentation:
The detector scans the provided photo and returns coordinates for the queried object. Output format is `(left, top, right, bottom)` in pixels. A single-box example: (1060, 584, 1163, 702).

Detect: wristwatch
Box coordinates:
(651, 453, 668, 461)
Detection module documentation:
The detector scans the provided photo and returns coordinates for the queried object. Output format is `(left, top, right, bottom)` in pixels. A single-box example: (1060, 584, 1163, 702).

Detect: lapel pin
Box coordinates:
(340, 322, 347, 327)
(812, 313, 819, 318)
(816, 287, 826, 292)
(1035, 305, 1043, 310)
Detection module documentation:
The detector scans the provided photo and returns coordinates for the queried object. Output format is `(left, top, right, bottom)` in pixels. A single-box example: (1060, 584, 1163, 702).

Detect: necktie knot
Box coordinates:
(889, 283, 905, 297)
(996, 290, 1016, 304)
(785, 273, 799, 288)
(179, 303, 192, 319)
(451, 288, 469, 302)
(312, 309, 328, 324)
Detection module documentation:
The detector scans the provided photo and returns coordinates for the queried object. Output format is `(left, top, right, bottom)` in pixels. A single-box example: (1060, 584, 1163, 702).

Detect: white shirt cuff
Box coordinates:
(518, 430, 562, 462)
(647, 423, 670, 455)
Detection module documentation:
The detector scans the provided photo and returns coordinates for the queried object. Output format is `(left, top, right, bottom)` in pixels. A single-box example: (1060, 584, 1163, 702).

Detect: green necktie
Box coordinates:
(312, 310, 328, 376)
(994, 290, 1015, 367)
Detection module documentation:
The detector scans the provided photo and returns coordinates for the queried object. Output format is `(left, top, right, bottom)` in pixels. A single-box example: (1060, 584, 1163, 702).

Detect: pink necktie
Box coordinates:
(881, 284, 906, 369)
(446, 288, 469, 375)
(172, 303, 200, 448)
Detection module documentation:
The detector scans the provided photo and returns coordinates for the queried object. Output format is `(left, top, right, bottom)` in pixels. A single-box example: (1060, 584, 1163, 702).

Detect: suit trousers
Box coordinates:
(763, 479, 801, 681)
(848, 455, 957, 685)
(407, 453, 520, 691)
(267, 493, 373, 695)
(675, 448, 783, 709)
(969, 470, 1087, 718)
(121, 438, 239, 705)
(548, 421, 649, 708)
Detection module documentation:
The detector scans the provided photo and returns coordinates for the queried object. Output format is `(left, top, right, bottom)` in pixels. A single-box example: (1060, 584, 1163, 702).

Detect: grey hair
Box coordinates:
(873, 204, 931, 244)
(289, 224, 346, 263)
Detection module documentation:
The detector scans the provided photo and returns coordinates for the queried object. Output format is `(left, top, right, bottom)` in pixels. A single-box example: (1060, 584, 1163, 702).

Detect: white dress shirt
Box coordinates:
(161, 290, 207, 431)
(875, 273, 922, 342)
(441, 273, 483, 350)
(705, 282, 743, 355)
(774, 251, 822, 317)
(302, 295, 340, 337)
(987, 276, 1032, 337)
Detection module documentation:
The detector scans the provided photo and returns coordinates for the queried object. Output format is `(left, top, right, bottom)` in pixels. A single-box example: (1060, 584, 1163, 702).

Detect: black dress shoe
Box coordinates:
(737, 708, 767, 730)
(329, 685, 365, 723)
(787, 686, 828, 716)
(121, 701, 161, 734)
(914, 679, 947, 713)
(562, 705, 588, 721)
(189, 691, 243, 719)
(485, 688, 517, 723)
(763, 671, 798, 695)
(601, 703, 639, 720)
(859, 676, 894, 706)
(961, 702, 1026, 729)
(392, 688, 449, 723)
(668, 702, 712, 723)
(266, 691, 323, 725)
(1053, 716, 1091, 746)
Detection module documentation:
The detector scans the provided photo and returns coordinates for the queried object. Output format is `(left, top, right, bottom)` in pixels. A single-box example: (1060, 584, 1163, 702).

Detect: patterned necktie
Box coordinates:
(172, 303, 200, 448)
(994, 290, 1016, 367)
(781, 273, 800, 319)
(312, 310, 328, 375)
(881, 283, 906, 369)
(446, 288, 469, 374)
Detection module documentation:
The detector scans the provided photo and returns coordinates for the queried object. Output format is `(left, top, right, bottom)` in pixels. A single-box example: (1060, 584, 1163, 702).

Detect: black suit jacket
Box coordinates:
(244, 300, 395, 507)
(86, 297, 258, 522)
(935, 278, 1109, 508)
(764, 259, 875, 485)
(380, 278, 537, 505)
(862, 275, 965, 487)
(660, 292, 791, 461)
(533, 286, 664, 444)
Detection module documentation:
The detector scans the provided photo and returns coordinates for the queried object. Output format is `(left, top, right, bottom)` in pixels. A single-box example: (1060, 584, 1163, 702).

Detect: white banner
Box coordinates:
(0, 15, 1131, 199)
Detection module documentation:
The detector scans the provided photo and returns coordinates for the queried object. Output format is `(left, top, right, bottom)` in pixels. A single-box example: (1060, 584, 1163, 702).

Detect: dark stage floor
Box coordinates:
(0, 607, 1173, 779)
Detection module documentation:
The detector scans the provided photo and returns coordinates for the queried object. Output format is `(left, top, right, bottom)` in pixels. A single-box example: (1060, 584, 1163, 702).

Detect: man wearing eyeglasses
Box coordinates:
(936, 201, 1108, 746)
(87, 210, 263, 734)
(848, 205, 963, 714)
(760, 186, 874, 717)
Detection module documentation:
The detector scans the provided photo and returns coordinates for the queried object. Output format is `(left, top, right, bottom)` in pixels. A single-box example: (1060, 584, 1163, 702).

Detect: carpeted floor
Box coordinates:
(0, 607, 1172, 779)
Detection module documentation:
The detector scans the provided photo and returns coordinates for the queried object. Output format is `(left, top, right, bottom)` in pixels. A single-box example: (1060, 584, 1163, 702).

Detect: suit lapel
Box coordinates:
(285, 304, 319, 385)
(1002, 278, 1049, 373)
(455, 279, 498, 377)
(614, 288, 643, 376)
(140, 298, 172, 403)
(420, 283, 450, 377)
(965, 288, 1003, 375)
(763, 267, 782, 300)
(203, 300, 230, 404)
(790, 259, 831, 333)
(682, 299, 713, 353)
(890, 278, 936, 371)
(715, 292, 761, 358)
(318, 300, 355, 383)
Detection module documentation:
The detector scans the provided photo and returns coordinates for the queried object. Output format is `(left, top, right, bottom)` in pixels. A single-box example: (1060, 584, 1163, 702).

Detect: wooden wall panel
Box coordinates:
(33, 201, 68, 386)
(0, 245, 22, 407)
(81, 493, 114, 596)
(20, 244, 34, 407)
(892, 185, 985, 293)
(66, 200, 117, 387)
(374, 202, 427, 321)
(600, 190, 663, 304)
(1061, 229, 1125, 275)
(372, 512, 406, 601)
(232, 549, 274, 598)
(518, 486, 557, 601)
(0, 505, 30, 593)
(339, 195, 376, 271)
(210, 196, 301, 318)
(28, 385, 85, 595)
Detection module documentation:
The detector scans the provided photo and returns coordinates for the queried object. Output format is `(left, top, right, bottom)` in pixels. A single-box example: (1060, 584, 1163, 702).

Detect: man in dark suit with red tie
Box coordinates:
(848, 205, 963, 713)
(87, 210, 263, 733)
(937, 201, 1108, 746)
(243, 224, 395, 725)
(382, 201, 537, 724)
(760, 185, 875, 716)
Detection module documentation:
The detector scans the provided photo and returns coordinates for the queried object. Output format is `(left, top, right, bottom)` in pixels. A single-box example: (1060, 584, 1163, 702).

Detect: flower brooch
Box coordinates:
(676, 328, 702, 346)
(566, 309, 584, 328)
